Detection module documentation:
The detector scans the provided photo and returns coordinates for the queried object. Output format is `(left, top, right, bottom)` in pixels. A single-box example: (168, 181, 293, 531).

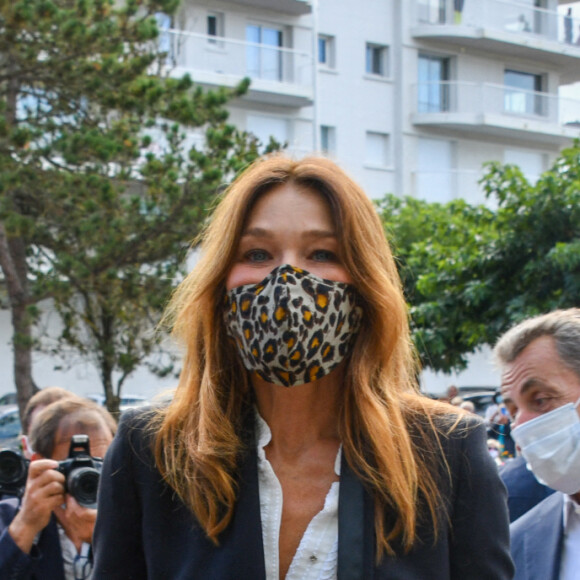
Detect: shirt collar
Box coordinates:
(563, 494, 580, 530)
(254, 407, 341, 476)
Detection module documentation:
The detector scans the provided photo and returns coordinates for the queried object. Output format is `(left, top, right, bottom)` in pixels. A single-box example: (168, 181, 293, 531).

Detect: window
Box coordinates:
(318, 35, 335, 68)
(207, 12, 224, 44)
(247, 115, 289, 152)
(155, 13, 172, 57)
(416, 138, 454, 202)
(246, 25, 284, 81)
(365, 132, 389, 167)
(417, 0, 447, 24)
(365, 43, 388, 76)
(320, 125, 336, 154)
(418, 54, 451, 113)
(504, 70, 546, 116)
(504, 149, 545, 184)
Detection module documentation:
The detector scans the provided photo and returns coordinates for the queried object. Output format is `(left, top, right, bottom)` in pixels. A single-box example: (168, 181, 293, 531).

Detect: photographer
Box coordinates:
(0, 398, 116, 579)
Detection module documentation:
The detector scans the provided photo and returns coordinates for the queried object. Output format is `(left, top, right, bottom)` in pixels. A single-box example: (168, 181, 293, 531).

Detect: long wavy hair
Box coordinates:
(153, 155, 458, 557)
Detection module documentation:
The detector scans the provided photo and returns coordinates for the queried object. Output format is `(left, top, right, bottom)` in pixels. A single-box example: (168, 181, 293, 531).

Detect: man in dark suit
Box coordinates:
(0, 398, 115, 579)
(494, 309, 580, 580)
(499, 455, 555, 522)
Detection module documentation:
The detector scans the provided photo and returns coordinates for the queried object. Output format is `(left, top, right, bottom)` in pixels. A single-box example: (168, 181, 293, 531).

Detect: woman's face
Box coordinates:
(226, 183, 352, 290)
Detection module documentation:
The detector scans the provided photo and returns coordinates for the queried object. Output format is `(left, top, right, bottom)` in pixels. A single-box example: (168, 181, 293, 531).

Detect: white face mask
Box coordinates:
(512, 397, 580, 495)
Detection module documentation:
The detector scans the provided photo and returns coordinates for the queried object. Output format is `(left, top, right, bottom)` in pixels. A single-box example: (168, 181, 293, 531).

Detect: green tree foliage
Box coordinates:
(479, 143, 580, 323)
(0, 0, 264, 415)
(378, 195, 498, 373)
(378, 143, 580, 374)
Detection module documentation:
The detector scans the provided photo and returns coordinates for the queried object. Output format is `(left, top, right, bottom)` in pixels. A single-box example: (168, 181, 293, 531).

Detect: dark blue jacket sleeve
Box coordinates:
(92, 409, 148, 579)
(448, 420, 514, 579)
(0, 498, 65, 580)
(0, 498, 33, 579)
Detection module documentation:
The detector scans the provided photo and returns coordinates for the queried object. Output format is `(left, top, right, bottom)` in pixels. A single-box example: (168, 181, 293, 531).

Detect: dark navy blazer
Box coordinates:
(510, 492, 564, 580)
(93, 409, 514, 579)
(499, 455, 555, 522)
(0, 497, 65, 580)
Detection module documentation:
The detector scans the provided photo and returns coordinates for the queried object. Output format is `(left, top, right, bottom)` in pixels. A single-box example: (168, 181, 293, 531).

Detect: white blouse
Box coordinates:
(255, 412, 341, 580)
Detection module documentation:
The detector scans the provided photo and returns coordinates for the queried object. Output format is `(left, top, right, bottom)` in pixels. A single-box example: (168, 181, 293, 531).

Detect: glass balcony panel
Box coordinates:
(414, 0, 580, 46)
(414, 81, 578, 129)
(417, 81, 454, 113)
(162, 29, 312, 91)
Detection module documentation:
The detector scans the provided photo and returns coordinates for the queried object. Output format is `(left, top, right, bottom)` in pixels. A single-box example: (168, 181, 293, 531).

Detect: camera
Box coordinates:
(0, 434, 103, 508)
(0, 449, 29, 497)
(56, 434, 103, 509)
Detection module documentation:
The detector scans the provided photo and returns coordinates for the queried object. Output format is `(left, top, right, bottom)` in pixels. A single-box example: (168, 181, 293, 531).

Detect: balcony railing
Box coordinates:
(414, 81, 580, 126)
(159, 28, 313, 99)
(416, 0, 580, 46)
(230, 0, 311, 16)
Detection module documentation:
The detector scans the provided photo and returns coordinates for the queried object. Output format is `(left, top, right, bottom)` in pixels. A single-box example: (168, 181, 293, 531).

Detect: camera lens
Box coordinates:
(67, 467, 100, 508)
(0, 450, 27, 485)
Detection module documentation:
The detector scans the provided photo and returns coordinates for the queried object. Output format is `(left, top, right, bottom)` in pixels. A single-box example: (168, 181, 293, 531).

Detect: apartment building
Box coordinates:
(2, 0, 579, 398)
(162, 0, 580, 206)
(159, 0, 580, 392)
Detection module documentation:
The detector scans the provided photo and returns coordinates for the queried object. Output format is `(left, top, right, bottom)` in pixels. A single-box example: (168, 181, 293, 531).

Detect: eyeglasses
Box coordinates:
(73, 553, 92, 580)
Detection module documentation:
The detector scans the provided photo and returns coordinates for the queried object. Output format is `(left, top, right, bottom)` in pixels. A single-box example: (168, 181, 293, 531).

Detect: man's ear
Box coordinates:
(20, 435, 33, 459)
(30, 452, 44, 462)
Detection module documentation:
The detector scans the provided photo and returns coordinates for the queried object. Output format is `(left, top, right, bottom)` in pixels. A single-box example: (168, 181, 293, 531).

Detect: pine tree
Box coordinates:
(0, 0, 262, 415)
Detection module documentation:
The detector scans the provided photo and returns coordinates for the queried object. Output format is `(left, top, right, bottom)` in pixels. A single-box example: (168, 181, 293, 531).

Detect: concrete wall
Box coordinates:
(0, 305, 177, 401)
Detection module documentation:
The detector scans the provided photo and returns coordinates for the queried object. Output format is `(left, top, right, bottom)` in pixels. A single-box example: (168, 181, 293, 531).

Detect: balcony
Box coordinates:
(160, 29, 314, 107)
(412, 0, 580, 82)
(230, 0, 311, 16)
(412, 81, 580, 144)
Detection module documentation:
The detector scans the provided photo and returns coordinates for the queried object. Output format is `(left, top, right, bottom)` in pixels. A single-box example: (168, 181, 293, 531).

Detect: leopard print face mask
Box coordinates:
(223, 264, 363, 387)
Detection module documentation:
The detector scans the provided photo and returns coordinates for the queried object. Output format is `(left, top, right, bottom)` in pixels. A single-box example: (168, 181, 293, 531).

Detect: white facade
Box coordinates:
(164, 0, 580, 393)
(166, 0, 580, 205)
(1, 0, 579, 398)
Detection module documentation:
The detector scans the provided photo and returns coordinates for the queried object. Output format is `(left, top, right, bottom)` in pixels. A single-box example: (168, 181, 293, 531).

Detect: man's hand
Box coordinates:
(53, 495, 97, 550)
(8, 460, 65, 554)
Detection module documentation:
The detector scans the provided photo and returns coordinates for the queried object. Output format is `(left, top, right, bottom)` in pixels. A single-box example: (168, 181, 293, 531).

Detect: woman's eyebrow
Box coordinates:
(240, 227, 272, 238)
(241, 227, 336, 239)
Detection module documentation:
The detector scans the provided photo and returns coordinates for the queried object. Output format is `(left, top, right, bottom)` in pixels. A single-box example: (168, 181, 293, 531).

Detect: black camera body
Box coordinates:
(56, 434, 103, 509)
(0, 434, 103, 508)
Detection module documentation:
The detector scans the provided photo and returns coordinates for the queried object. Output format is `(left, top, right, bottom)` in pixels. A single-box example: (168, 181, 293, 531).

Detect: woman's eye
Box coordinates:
(245, 249, 271, 263)
(311, 249, 337, 262)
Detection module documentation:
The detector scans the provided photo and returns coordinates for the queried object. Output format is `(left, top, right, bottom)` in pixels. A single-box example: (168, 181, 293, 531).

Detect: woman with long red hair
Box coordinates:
(93, 155, 513, 579)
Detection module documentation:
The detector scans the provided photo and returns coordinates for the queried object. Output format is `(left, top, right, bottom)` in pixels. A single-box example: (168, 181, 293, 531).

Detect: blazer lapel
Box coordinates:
(523, 493, 564, 580)
(338, 454, 375, 580)
(228, 437, 267, 579)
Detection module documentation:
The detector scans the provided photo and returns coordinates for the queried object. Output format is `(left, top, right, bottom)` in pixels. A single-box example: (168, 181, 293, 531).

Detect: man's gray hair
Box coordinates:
(493, 308, 580, 379)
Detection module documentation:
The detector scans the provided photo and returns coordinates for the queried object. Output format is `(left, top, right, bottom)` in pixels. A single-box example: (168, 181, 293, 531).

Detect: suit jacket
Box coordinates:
(510, 492, 564, 580)
(0, 497, 65, 580)
(93, 409, 513, 579)
(499, 455, 555, 522)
